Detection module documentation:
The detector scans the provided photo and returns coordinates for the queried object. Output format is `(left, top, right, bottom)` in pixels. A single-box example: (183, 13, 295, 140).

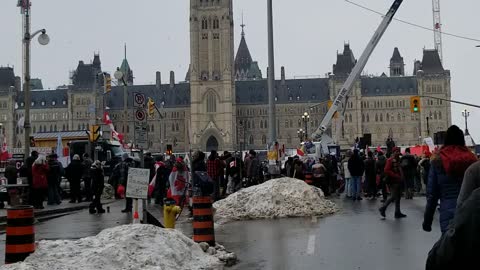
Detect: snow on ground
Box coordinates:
(1, 225, 224, 270)
(213, 178, 337, 224)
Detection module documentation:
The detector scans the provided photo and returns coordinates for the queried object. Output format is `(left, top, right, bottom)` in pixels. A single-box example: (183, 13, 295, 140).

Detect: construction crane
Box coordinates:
(432, 0, 443, 63)
(310, 0, 404, 154)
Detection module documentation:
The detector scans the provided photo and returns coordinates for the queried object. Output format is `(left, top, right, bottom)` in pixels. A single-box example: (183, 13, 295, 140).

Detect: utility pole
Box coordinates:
(19, 0, 49, 159)
(267, 0, 276, 146)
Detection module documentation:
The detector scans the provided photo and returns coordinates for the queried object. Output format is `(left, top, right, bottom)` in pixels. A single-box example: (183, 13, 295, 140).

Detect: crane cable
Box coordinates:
(344, 0, 480, 43)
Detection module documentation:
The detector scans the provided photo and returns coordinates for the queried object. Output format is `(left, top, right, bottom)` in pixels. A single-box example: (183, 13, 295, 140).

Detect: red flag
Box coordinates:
(103, 111, 112, 125)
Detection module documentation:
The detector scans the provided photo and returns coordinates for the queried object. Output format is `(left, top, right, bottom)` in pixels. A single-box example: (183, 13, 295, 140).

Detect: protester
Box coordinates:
(219, 151, 231, 198)
(423, 125, 477, 234)
(285, 157, 294, 178)
(207, 150, 222, 200)
(111, 153, 136, 213)
(348, 149, 365, 201)
(342, 150, 353, 198)
(5, 160, 17, 185)
(24, 151, 39, 205)
(292, 158, 305, 181)
(32, 156, 49, 209)
(245, 150, 260, 186)
(364, 151, 377, 200)
(376, 151, 388, 202)
(150, 155, 168, 205)
(89, 160, 105, 214)
(47, 154, 63, 205)
(144, 152, 155, 180)
(170, 157, 191, 206)
(66, 154, 84, 203)
(426, 188, 480, 270)
(457, 160, 480, 209)
(418, 152, 432, 195)
(400, 148, 418, 199)
(82, 153, 93, 202)
(226, 152, 244, 195)
(312, 159, 328, 194)
(379, 147, 406, 218)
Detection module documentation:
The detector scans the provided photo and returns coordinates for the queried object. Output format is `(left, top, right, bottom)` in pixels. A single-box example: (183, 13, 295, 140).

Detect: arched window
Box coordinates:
(375, 114, 379, 122)
(176, 123, 179, 131)
(202, 17, 208, 29)
(262, 135, 267, 145)
(206, 92, 217, 113)
(349, 114, 352, 123)
(366, 114, 370, 122)
(249, 135, 254, 145)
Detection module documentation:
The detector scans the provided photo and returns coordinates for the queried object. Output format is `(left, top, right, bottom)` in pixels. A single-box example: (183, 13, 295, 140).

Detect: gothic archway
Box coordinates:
(206, 136, 219, 152)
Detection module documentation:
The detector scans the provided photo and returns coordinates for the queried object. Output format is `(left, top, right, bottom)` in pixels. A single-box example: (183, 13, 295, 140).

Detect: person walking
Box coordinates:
(89, 160, 105, 214)
(82, 153, 93, 202)
(342, 150, 353, 199)
(226, 152, 244, 195)
(364, 151, 377, 200)
(423, 125, 477, 234)
(376, 151, 388, 202)
(418, 152, 431, 195)
(46, 154, 62, 205)
(245, 150, 260, 187)
(32, 156, 49, 209)
(66, 155, 84, 203)
(400, 148, 417, 199)
(348, 149, 365, 201)
(379, 147, 406, 218)
(23, 151, 38, 205)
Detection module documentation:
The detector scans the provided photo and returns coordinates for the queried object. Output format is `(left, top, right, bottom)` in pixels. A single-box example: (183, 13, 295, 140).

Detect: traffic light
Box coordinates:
(88, 125, 101, 142)
(410, 96, 421, 113)
(166, 144, 173, 156)
(104, 74, 112, 93)
(148, 98, 155, 117)
(29, 136, 35, 147)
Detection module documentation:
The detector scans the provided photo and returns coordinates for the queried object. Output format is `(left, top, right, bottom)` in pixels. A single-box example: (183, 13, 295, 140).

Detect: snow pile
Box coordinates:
(213, 178, 337, 224)
(1, 225, 224, 270)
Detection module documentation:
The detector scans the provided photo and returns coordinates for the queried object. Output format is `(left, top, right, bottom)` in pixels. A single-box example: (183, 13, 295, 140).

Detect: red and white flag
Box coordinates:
(103, 111, 123, 143)
(1, 136, 7, 153)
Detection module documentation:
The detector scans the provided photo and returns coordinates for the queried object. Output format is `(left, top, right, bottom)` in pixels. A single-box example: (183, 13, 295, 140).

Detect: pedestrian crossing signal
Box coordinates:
(166, 144, 173, 156)
(410, 96, 421, 113)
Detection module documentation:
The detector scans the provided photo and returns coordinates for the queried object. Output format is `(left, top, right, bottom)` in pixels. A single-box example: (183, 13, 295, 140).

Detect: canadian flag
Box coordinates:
(103, 111, 124, 143)
(1, 136, 7, 153)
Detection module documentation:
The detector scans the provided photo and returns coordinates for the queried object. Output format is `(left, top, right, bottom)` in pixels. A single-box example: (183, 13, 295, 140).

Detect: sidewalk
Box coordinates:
(0, 199, 116, 224)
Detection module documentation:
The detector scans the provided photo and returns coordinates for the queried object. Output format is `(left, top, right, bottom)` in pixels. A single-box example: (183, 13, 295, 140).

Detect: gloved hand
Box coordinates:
(422, 221, 432, 232)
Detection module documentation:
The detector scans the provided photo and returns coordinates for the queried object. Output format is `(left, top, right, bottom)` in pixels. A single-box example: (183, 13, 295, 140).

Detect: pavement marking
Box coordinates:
(307, 234, 316, 255)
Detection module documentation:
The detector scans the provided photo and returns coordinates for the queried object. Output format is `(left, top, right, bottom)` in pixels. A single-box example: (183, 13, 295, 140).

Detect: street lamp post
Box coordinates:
(462, 109, 470, 135)
(114, 68, 128, 143)
(426, 116, 431, 136)
(302, 112, 310, 140)
(19, 0, 50, 159)
(297, 129, 304, 142)
(267, 0, 276, 147)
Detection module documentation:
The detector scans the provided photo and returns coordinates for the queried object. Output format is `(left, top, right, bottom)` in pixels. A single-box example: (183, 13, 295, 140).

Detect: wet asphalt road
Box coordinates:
(215, 197, 441, 270)
(0, 197, 441, 270)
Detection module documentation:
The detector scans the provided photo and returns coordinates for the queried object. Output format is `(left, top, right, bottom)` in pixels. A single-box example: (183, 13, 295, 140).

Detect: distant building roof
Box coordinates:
(16, 89, 69, 109)
(71, 54, 102, 89)
(420, 49, 444, 73)
(30, 78, 43, 90)
(333, 44, 356, 76)
(361, 76, 417, 97)
(0, 67, 16, 90)
(390, 47, 403, 63)
(234, 26, 262, 81)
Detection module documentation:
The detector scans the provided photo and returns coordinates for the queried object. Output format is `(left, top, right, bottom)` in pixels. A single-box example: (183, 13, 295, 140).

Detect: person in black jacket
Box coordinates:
(66, 155, 84, 203)
(47, 154, 63, 205)
(426, 187, 480, 270)
(89, 160, 105, 214)
(348, 149, 365, 201)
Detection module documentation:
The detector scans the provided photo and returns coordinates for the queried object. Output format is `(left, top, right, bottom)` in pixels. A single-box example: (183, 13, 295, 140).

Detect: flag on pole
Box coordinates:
(103, 111, 124, 143)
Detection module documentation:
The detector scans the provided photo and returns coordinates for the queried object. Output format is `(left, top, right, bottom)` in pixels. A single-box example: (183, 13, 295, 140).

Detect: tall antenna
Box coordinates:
(432, 0, 443, 63)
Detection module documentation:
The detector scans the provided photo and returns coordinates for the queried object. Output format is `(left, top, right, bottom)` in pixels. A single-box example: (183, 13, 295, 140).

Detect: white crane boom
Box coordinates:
(312, 0, 404, 141)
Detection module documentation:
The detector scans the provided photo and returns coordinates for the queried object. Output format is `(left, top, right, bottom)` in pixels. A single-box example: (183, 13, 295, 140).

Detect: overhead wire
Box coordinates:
(344, 0, 480, 43)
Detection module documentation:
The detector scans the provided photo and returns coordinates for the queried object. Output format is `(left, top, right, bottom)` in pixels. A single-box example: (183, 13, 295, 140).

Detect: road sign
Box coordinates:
(134, 93, 146, 108)
(135, 109, 147, 123)
(126, 168, 150, 199)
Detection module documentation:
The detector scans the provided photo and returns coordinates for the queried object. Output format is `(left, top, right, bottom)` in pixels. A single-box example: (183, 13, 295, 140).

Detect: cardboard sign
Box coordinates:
(126, 168, 150, 199)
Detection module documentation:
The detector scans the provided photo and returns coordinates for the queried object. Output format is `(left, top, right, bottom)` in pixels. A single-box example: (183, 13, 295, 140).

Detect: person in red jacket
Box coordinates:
(379, 147, 407, 219)
(32, 156, 49, 209)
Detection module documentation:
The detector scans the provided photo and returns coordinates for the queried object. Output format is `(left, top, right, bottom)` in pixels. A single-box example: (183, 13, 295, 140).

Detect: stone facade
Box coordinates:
(0, 1, 452, 154)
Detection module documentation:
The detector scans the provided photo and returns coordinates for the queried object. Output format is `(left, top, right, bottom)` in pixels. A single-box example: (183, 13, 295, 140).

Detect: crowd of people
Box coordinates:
(17, 151, 105, 213)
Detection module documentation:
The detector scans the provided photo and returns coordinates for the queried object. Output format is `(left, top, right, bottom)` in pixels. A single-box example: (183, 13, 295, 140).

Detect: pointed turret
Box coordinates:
(390, 47, 405, 77)
(118, 44, 134, 85)
(333, 44, 356, 76)
(234, 20, 262, 81)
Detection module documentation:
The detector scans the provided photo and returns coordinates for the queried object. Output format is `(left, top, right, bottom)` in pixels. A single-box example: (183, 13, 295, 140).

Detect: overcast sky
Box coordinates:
(1, 0, 480, 140)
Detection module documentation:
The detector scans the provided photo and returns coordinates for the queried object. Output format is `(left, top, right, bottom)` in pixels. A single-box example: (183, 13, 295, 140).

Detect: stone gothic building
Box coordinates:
(0, 0, 451, 152)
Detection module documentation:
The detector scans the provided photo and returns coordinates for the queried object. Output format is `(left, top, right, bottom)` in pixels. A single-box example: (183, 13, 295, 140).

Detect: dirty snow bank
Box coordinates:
(213, 178, 337, 224)
(1, 225, 224, 270)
